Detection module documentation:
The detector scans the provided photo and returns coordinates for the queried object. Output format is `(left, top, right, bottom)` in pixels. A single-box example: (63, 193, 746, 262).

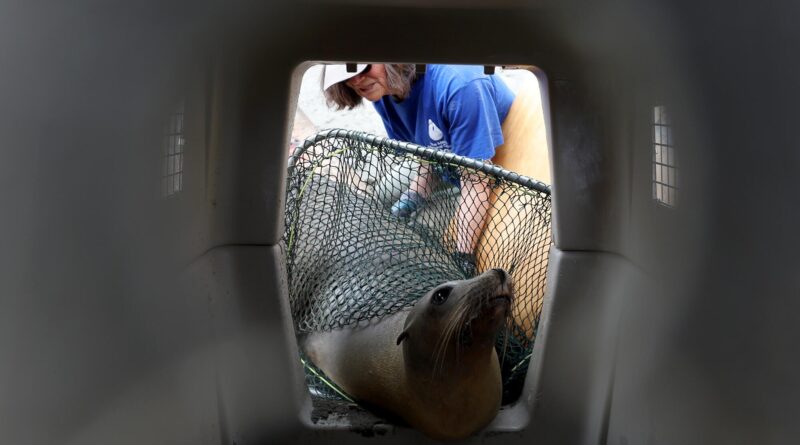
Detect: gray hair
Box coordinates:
(323, 64, 417, 110)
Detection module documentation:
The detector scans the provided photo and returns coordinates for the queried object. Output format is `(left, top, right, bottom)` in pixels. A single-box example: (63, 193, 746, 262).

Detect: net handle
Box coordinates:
(288, 129, 552, 196)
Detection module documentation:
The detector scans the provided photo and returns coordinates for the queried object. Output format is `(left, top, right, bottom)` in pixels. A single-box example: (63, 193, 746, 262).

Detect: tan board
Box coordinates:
(491, 77, 551, 184)
(479, 77, 552, 339)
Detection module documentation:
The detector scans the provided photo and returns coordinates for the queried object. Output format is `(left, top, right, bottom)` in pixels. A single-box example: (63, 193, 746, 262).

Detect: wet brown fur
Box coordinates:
(302, 269, 513, 441)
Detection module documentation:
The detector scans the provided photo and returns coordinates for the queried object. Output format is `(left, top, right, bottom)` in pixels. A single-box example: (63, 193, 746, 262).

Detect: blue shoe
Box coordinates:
(391, 191, 425, 218)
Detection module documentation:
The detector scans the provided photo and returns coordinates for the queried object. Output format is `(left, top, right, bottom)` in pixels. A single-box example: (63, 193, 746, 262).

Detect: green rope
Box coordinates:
(508, 352, 533, 375)
(300, 357, 356, 403)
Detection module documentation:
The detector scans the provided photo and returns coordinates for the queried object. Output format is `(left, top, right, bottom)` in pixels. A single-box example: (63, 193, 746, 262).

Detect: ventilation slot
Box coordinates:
(162, 102, 185, 197)
(652, 105, 677, 207)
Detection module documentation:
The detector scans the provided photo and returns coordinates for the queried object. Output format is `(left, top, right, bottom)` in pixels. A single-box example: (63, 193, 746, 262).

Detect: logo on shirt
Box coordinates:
(428, 119, 444, 141)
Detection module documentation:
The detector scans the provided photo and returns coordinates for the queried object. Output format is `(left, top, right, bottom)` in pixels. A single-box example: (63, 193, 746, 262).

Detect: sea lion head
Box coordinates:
(396, 268, 514, 373)
(391, 268, 513, 440)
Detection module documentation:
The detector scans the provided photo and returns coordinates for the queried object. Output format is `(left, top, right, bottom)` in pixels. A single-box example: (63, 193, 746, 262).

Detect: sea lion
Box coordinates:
(302, 268, 514, 441)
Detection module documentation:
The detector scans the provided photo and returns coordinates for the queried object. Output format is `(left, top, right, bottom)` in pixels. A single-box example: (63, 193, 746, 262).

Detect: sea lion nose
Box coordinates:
(491, 268, 507, 283)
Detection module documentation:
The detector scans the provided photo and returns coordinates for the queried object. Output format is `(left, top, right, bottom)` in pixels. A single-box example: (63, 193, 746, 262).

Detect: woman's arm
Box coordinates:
(455, 172, 491, 255)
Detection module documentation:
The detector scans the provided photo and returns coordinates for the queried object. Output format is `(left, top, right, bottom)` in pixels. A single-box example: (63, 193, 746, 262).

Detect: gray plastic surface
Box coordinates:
(1, 0, 798, 444)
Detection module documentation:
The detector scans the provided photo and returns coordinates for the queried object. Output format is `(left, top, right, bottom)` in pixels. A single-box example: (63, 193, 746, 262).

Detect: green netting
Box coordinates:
(283, 129, 552, 405)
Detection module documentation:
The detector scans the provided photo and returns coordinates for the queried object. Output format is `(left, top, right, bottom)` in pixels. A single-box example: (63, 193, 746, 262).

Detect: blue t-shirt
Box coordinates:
(372, 65, 515, 161)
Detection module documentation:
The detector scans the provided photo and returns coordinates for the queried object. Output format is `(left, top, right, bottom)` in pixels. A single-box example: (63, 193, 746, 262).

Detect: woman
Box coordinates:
(322, 63, 517, 274)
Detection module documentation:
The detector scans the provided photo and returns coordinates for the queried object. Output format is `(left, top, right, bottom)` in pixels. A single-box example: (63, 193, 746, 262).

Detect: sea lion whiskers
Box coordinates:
(431, 303, 471, 378)
(430, 307, 456, 377)
(498, 319, 511, 369)
(435, 301, 472, 375)
(497, 285, 515, 369)
(431, 319, 451, 377)
(450, 304, 472, 367)
(430, 276, 503, 379)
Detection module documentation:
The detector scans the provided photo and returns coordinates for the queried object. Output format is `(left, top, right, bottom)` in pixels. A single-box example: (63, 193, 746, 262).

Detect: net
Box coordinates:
(283, 129, 552, 405)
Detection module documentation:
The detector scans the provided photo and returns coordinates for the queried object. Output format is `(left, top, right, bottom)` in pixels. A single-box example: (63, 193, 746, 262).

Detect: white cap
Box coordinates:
(322, 64, 369, 90)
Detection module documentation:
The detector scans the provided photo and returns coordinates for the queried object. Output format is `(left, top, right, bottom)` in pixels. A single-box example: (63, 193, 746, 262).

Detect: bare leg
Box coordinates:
(456, 174, 491, 255)
(407, 163, 438, 198)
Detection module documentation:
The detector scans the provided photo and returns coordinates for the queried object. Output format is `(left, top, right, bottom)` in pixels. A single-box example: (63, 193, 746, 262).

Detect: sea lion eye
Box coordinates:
(431, 287, 451, 305)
